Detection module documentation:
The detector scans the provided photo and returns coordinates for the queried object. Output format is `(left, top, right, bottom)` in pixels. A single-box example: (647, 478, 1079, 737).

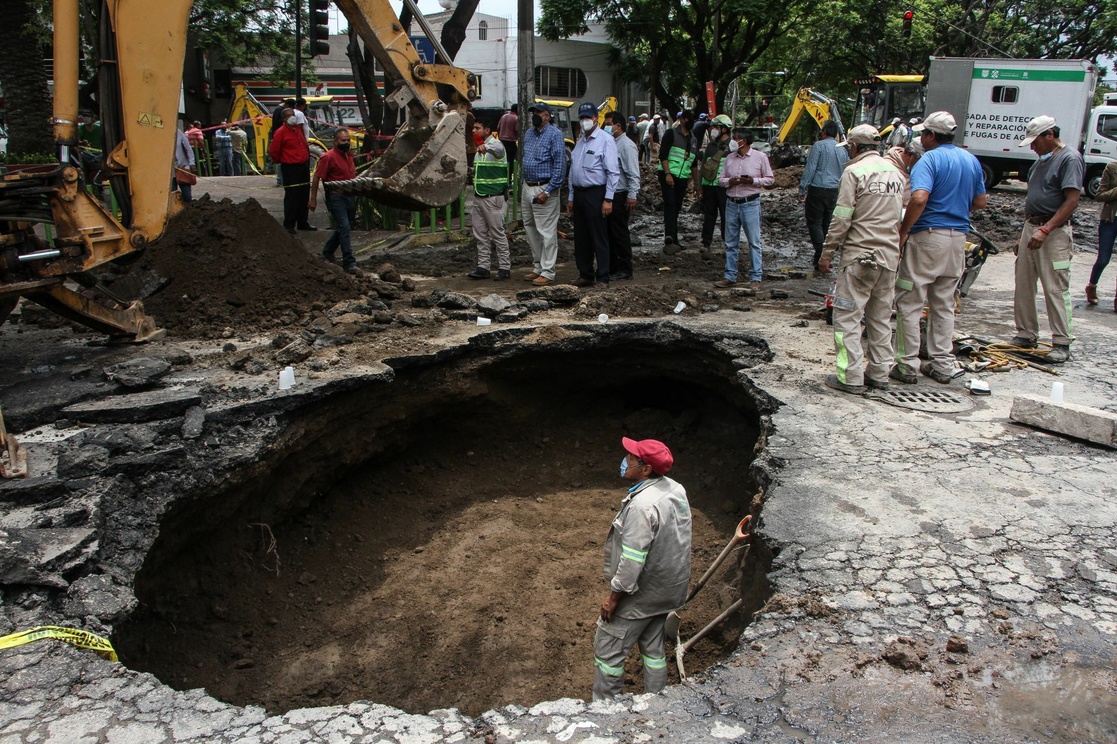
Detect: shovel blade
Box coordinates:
(328, 109, 467, 211)
(664, 610, 681, 640)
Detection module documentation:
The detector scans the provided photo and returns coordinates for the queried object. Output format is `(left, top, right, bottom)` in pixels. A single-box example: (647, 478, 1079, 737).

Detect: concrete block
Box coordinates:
(1009, 394, 1117, 449)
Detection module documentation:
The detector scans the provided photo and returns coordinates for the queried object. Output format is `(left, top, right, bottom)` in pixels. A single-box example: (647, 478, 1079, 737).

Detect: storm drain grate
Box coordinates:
(870, 387, 974, 413)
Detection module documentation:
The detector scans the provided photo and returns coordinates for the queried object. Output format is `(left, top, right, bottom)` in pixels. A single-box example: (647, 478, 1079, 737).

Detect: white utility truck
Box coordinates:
(924, 57, 1117, 197)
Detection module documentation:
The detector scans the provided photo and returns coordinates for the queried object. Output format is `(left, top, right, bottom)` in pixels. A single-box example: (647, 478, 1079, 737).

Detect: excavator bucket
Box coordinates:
(328, 104, 467, 211)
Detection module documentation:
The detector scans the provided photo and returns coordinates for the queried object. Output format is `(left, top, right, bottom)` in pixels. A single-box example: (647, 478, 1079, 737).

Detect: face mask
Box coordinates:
(729, 140, 740, 153)
(286, 118, 296, 127)
(580, 118, 595, 133)
(619, 456, 628, 478)
(708, 128, 719, 140)
(1038, 151, 1054, 162)
(532, 114, 543, 128)
(336, 142, 350, 152)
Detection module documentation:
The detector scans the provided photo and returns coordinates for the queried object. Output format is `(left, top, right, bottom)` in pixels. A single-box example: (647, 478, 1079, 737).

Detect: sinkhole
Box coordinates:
(115, 325, 778, 716)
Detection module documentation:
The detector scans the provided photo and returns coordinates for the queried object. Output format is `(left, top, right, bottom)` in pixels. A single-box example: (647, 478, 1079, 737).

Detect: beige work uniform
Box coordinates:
(820, 151, 906, 386)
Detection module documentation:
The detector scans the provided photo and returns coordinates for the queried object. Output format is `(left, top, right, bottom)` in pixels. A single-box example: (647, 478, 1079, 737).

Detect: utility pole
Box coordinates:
(517, 0, 534, 144)
(295, 0, 303, 101)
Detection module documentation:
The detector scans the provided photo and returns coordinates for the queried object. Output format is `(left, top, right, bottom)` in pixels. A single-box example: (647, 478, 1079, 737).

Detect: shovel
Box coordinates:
(665, 515, 751, 678)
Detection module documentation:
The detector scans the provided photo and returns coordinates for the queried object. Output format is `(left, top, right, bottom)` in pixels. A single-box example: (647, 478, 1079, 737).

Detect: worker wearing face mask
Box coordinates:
(698, 114, 734, 251)
(268, 107, 315, 234)
(594, 437, 691, 701)
(567, 102, 620, 287)
(309, 129, 359, 274)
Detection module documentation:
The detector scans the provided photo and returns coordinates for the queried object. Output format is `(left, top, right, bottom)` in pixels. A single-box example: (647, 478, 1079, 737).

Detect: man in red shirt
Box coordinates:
(497, 103, 519, 178)
(309, 129, 359, 273)
(268, 107, 316, 234)
(185, 121, 205, 148)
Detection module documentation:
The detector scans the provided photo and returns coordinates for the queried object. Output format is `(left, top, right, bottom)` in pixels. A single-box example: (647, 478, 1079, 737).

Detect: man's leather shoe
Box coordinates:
(467, 267, 491, 279)
(495, 269, 510, 280)
(286, 227, 297, 234)
(571, 276, 594, 288)
(713, 279, 736, 288)
(523, 272, 541, 282)
(531, 276, 552, 286)
(609, 272, 633, 281)
(297, 224, 318, 231)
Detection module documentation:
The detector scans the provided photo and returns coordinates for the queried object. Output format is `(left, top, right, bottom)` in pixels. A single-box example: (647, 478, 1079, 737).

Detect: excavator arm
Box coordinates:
(0, 0, 476, 339)
(776, 88, 846, 144)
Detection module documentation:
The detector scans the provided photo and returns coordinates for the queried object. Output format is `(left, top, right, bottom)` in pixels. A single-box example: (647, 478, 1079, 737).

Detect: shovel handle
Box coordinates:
(682, 597, 746, 653)
(686, 515, 751, 604)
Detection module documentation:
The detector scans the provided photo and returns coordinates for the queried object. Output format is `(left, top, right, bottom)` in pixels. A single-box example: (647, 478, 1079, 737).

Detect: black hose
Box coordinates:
(98, 1, 132, 227)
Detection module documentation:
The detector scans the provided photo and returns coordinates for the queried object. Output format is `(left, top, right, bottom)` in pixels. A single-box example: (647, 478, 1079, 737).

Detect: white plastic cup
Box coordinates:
(279, 366, 295, 390)
(673, 301, 686, 314)
(1050, 381, 1064, 404)
(598, 313, 608, 324)
(476, 317, 492, 326)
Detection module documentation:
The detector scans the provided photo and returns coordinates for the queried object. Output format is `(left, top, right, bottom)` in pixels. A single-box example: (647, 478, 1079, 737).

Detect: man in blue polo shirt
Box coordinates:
(520, 102, 567, 286)
(893, 111, 987, 384)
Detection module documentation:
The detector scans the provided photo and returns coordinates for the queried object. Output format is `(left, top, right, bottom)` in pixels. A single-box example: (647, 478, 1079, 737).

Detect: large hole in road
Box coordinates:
(115, 327, 775, 716)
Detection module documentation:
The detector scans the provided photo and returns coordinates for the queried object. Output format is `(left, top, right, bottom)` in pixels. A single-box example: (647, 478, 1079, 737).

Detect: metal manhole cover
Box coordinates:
(870, 387, 974, 413)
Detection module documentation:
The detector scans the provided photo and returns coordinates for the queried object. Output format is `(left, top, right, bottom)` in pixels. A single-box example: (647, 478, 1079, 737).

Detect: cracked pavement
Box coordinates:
(3, 193, 1117, 742)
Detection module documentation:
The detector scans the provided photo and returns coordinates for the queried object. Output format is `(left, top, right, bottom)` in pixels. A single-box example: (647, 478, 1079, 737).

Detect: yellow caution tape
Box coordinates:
(0, 625, 119, 662)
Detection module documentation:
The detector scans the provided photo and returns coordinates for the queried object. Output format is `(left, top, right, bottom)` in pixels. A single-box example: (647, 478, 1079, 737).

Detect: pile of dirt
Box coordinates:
(129, 198, 363, 337)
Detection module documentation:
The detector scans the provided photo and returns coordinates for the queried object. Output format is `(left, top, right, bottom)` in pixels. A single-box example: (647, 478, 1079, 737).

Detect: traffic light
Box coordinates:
(310, 0, 330, 57)
(902, 10, 914, 38)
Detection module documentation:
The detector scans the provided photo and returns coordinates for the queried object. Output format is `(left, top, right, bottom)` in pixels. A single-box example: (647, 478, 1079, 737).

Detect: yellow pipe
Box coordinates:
(53, 0, 79, 150)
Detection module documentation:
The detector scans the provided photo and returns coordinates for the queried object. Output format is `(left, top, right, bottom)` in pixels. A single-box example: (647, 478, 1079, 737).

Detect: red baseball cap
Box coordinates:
(622, 437, 674, 475)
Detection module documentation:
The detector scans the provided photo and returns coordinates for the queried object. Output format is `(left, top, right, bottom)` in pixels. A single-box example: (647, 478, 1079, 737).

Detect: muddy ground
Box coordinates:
(2, 165, 1114, 741)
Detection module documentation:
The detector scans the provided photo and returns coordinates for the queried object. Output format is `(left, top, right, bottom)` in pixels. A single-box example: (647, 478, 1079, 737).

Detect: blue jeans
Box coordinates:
(724, 198, 762, 282)
(323, 193, 356, 266)
(217, 146, 234, 176)
(1090, 218, 1117, 285)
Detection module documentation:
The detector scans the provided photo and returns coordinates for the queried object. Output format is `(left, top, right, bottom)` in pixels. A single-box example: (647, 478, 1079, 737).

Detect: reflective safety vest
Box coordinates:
(657, 131, 697, 178)
(474, 135, 508, 197)
(700, 140, 730, 186)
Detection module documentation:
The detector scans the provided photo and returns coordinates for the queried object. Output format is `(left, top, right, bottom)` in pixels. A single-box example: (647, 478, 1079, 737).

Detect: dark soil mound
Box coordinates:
(132, 198, 362, 336)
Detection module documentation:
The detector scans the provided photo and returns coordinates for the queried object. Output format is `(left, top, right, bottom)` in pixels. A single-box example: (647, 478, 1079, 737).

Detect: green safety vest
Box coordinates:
(700, 141, 729, 186)
(474, 136, 508, 196)
(658, 131, 697, 178)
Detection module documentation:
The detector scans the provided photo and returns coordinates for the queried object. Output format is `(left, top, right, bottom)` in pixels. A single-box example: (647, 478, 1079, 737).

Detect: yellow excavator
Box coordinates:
(775, 88, 846, 145)
(0, 0, 477, 339)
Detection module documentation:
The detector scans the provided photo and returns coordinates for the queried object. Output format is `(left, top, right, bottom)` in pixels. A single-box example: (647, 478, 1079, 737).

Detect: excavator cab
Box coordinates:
(853, 75, 927, 130)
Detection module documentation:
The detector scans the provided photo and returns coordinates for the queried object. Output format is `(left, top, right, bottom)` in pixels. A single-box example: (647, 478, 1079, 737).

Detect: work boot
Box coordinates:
(664, 242, 683, 256)
(467, 267, 491, 279)
(865, 377, 890, 390)
(531, 276, 553, 286)
(749, 281, 761, 290)
(609, 272, 633, 281)
(1045, 344, 1072, 364)
(343, 263, 360, 275)
(494, 269, 511, 281)
(572, 276, 594, 288)
(889, 364, 918, 384)
(824, 374, 865, 396)
(523, 272, 541, 282)
(713, 279, 736, 288)
(1008, 336, 1037, 349)
(1086, 283, 1099, 305)
(921, 362, 962, 384)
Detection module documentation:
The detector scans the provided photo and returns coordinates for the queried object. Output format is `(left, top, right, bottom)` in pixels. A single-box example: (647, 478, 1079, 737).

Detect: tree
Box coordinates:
(540, 0, 811, 115)
(0, 0, 55, 154)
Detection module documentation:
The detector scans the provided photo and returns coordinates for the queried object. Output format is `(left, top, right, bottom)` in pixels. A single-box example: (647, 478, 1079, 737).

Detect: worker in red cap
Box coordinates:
(593, 437, 692, 701)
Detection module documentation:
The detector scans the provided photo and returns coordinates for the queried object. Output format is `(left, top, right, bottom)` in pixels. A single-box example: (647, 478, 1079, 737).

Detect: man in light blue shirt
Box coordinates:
(520, 102, 567, 286)
(798, 120, 848, 270)
(893, 111, 986, 385)
(567, 102, 620, 287)
(604, 111, 641, 280)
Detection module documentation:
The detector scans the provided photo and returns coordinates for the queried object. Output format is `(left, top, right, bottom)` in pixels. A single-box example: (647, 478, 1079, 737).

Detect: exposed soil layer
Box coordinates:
(127, 198, 364, 336)
(115, 342, 767, 716)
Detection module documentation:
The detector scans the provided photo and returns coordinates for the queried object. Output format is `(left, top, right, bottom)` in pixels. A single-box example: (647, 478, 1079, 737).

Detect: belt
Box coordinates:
(525, 180, 549, 187)
(573, 184, 605, 190)
(1026, 213, 1057, 225)
(728, 193, 760, 204)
